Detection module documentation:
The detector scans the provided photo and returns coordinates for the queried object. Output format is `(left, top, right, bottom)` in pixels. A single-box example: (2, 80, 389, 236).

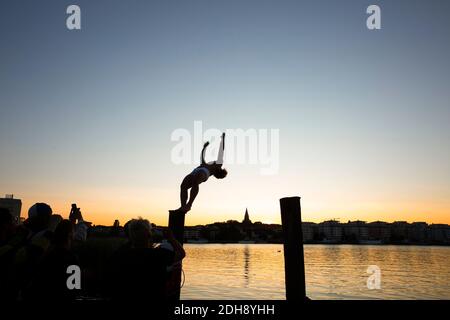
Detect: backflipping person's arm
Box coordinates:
(164, 229, 185, 262)
(201, 141, 209, 165)
(216, 132, 225, 165)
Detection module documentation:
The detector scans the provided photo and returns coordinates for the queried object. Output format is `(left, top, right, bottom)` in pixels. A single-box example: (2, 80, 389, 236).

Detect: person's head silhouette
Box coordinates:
(26, 203, 52, 233)
(128, 218, 153, 248)
(0, 207, 15, 244)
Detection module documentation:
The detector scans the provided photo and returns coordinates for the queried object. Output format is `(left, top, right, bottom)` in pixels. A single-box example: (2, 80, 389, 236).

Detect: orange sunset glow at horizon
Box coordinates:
(9, 191, 450, 227)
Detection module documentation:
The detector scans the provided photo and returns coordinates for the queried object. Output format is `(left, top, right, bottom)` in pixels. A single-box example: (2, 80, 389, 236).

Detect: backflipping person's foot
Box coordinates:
(175, 205, 191, 213)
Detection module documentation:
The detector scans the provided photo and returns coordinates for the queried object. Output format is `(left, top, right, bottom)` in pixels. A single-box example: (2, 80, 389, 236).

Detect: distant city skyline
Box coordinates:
(181, 211, 450, 228)
(87, 208, 450, 246)
(181, 210, 450, 245)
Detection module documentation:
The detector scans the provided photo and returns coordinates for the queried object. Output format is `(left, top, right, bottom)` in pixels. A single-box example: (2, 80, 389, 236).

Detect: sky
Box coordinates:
(1, 0, 449, 226)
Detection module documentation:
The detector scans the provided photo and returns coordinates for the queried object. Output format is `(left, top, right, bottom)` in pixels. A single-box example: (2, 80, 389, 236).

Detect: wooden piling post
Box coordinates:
(168, 210, 186, 244)
(168, 210, 186, 300)
(279, 196, 306, 301)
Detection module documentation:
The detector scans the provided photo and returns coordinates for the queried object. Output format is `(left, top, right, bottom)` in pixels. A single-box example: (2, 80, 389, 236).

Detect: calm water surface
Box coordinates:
(180, 244, 450, 300)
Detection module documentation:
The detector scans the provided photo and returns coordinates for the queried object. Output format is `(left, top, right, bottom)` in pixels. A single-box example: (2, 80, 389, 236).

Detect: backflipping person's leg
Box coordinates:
(179, 175, 192, 211)
(180, 184, 188, 210)
(186, 184, 199, 211)
(179, 175, 199, 212)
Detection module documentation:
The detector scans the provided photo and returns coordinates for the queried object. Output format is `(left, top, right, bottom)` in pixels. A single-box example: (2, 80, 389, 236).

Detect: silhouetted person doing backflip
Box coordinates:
(177, 132, 227, 213)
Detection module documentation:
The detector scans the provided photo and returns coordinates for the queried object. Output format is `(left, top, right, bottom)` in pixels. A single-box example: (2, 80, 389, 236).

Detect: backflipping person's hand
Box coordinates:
(164, 228, 186, 262)
(163, 228, 174, 240)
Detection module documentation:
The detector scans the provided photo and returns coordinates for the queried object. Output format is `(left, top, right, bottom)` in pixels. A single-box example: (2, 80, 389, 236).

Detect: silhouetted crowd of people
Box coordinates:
(0, 203, 185, 303)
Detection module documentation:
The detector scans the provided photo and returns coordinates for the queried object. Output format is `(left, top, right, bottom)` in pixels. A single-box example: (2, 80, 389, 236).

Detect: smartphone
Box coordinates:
(152, 228, 164, 237)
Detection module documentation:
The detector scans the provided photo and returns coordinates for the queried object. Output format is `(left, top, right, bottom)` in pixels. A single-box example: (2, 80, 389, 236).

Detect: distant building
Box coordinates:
(184, 226, 202, 240)
(302, 222, 317, 242)
(428, 224, 449, 243)
(391, 221, 410, 242)
(0, 194, 22, 225)
(367, 221, 391, 242)
(408, 222, 428, 243)
(242, 208, 252, 226)
(205, 225, 220, 241)
(318, 220, 343, 242)
(240, 208, 254, 239)
(344, 220, 369, 242)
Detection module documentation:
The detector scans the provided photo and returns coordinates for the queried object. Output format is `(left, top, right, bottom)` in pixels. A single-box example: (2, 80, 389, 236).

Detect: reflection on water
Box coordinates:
(181, 244, 450, 300)
(243, 245, 250, 287)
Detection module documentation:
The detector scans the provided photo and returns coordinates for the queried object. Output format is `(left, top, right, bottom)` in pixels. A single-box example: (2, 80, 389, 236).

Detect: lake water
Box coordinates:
(180, 244, 450, 300)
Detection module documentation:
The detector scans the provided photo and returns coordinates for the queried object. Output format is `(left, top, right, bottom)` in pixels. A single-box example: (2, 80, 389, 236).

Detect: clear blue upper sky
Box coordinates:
(1, 0, 449, 225)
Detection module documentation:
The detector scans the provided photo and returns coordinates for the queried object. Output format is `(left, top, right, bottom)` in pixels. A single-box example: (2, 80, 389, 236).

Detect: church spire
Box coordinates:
(242, 208, 252, 225)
